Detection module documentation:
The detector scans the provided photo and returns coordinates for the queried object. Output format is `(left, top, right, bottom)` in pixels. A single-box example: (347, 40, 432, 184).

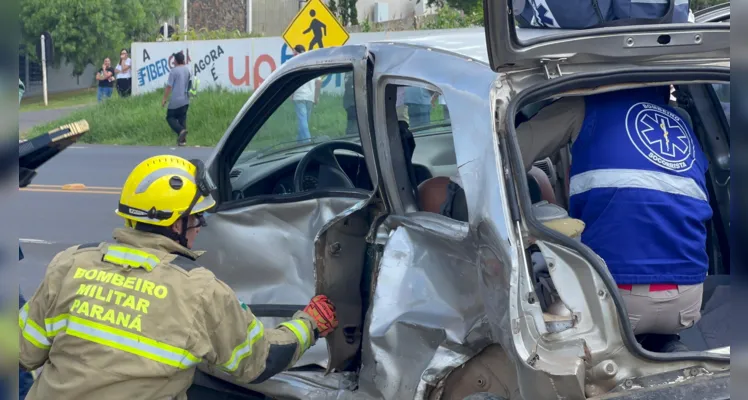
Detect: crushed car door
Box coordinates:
(194, 45, 378, 393)
(483, 0, 730, 73)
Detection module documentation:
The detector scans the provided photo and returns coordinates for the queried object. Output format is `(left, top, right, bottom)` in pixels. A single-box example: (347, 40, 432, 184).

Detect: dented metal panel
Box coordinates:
(358, 214, 491, 399)
(196, 197, 366, 369)
(357, 42, 522, 399)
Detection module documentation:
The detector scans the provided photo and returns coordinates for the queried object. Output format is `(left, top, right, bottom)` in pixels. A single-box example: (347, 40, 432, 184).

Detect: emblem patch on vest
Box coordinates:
(625, 102, 696, 173)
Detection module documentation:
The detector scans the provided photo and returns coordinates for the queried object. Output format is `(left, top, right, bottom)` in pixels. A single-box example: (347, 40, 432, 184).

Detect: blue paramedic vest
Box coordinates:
(568, 87, 711, 285)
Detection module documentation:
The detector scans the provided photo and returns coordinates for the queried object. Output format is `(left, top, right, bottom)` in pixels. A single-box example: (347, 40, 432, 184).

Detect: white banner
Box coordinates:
(131, 28, 478, 96)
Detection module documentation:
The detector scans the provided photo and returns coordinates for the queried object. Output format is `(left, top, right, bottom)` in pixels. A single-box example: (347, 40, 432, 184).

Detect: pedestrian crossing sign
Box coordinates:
(282, 0, 350, 52)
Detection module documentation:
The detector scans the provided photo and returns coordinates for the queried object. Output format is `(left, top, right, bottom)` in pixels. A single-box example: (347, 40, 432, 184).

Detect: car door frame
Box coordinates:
(196, 45, 380, 394)
(205, 45, 380, 210)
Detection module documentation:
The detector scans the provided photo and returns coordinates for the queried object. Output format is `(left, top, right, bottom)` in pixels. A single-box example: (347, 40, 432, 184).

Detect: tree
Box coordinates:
(422, 0, 479, 14)
(331, 0, 357, 26)
(329, 0, 338, 16)
(20, 0, 179, 77)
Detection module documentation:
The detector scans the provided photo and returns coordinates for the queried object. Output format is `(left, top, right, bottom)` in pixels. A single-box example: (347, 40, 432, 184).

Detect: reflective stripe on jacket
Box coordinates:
(569, 87, 711, 285)
(19, 228, 318, 400)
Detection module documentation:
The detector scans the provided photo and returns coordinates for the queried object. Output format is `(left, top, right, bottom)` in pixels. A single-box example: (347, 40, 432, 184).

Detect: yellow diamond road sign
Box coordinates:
(282, 0, 350, 52)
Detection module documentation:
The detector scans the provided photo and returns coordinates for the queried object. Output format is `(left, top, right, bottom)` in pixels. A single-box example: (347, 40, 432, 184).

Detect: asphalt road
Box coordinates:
(18, 144, 213, 298)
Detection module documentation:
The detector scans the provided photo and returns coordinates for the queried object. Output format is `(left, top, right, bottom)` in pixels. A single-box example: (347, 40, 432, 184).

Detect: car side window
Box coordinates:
(398, 86, 450, 130)
(228, 68, 368, 200)
(386, 83, 465, 220)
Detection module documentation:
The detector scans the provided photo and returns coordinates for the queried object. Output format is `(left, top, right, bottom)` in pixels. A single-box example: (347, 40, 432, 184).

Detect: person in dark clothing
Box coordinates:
(343, 73, 357, 135)
(162, 52, 191, 146)
(96, 58, 116, 103)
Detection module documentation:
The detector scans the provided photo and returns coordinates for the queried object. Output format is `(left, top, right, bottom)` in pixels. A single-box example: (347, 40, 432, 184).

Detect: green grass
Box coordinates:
(20, 87, 98, 112)
(25, 88, 450, 148)
(25, 88, 252, 146)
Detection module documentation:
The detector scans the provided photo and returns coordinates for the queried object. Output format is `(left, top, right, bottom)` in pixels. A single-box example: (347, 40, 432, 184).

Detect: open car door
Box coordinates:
(483, 0, 730, 74)
(191, 45, 378, 399)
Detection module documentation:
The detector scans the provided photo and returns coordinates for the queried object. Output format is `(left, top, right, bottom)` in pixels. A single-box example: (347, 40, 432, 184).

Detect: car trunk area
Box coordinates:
(496, 69, 730, 398)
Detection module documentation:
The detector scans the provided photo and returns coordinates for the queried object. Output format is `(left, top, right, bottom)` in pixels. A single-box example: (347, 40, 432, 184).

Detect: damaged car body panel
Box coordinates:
(356, 40, 520, 400)
(191, 4, 730, 397)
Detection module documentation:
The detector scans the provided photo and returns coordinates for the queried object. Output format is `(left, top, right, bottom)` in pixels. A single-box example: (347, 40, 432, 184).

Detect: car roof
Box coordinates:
(372, 28, 489, 64)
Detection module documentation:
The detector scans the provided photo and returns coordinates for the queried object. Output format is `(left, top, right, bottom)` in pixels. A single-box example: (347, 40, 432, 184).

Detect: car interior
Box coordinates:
(389, 82, 730, 354)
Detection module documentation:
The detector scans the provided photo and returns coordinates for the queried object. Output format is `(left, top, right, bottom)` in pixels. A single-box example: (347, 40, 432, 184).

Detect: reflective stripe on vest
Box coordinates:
(103, 245, 160, 271)
(19, 304, 51, 350)
(279, 319, 311, 352)
(45, 313, 69, 337)
(221, 318, 264, 372)
(49, 315, 201, 369)
(570, 168, 708, 202)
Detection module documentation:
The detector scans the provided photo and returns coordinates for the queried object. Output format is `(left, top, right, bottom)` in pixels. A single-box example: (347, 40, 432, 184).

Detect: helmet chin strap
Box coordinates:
(175, 167, 204, 248)
(176, 214, 191, 248)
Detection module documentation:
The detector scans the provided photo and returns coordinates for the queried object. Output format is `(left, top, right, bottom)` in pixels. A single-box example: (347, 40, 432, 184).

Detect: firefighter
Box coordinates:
(19, 155, 338, 399)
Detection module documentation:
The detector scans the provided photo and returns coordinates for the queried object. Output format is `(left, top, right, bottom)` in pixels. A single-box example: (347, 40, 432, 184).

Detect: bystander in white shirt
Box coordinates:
(116, 58, 132, 79)
(293, 78, 321, 102)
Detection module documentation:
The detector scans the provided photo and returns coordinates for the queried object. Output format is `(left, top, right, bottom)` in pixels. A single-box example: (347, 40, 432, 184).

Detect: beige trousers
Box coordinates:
(619, 284, 703, 335)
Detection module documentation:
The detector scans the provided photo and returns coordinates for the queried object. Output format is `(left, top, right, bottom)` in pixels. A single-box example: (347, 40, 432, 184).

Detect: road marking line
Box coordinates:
(20, 238, 55, 245)
(62, 183, 87, 190)
(27, 184, 121, 190)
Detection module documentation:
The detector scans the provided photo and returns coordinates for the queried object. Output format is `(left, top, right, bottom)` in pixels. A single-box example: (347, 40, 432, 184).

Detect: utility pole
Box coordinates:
(247, 0, 253, 33)
(40, 34, 48, 106)
(183, 0, 188, 33)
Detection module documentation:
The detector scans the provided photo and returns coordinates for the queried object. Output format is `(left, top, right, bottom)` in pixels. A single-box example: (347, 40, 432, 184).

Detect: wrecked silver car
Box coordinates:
(189, 2, 730, 399)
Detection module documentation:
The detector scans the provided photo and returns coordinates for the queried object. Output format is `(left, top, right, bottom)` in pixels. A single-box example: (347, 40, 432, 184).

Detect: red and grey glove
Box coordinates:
(303, 294, 338, 338)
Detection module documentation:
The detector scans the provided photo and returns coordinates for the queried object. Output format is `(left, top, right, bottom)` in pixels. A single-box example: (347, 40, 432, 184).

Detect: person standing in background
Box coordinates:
(96, 58, 116, 103)
(292, 45, 322, 142)
(404, 87, 433, 128)
(343, 73, 357, 136)
(115, 49, 132, 98)
(162, 52, 191, 146)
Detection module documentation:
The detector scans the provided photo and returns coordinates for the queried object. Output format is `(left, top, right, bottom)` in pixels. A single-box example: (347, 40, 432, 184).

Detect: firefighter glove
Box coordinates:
(304, 295, 338, 338)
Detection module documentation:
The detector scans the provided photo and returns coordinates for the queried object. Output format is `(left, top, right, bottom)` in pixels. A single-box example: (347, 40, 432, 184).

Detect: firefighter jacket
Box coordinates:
(19, 228, 319, 399)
